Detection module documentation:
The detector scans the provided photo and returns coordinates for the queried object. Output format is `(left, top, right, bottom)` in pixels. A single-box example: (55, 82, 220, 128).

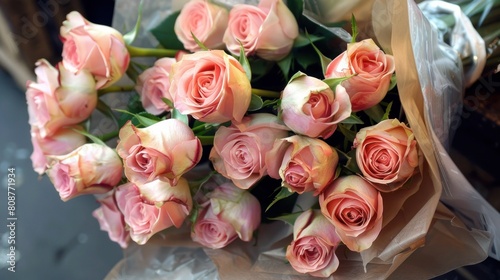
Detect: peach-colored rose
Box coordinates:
(92, 191, 130, 248)
(319, 175, 383, 252)
(286, 209, 341, 278)
(174, 0, 228, 52)
(266, 135, 338, 195)
(209, 113, 289, 189)
(135, 57, 176, 115)
(280, 73, 351, 139)
(46, 143, 123, 202)
(26, 59, 97, 138)
(60, 11, 130, 89)
(325, 39, 395, 111)
(169, 50, 251, 123)
(223, 0, 298, 61)
(353, 119, 419, 192)
(30, 125, 86, 175)
(116, 119, 202, 186)
(191, 181, 261, 249)
(115, 178, 193, 245)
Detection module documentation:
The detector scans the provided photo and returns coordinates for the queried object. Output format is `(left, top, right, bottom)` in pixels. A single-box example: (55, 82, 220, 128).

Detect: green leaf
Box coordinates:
(364, 104, 385, 123)
(350, 14, 358, 43)
(381, 101, 393, 121)
(238, 41, 252, 81)
(277, 54, 293, 81)
(115, 109, 160, 127)
(293, 33, 323, 48)
(248, 93, 264, 111)
(345, 149, 361, 174)
(161, 97, 174, 108)
(72, 129, 106, 146)
(285, 0, 303, 22)
(150, 11, 185, 50)
(295, 50, 319, 70)
(323, 76, 352, 91)
(388, 74, 397, 91)
(341, 114, 364, 125)
(266, 187, 294, 212)
(172, 108, 189, 126)
(288, 71, 306, 83)
(338, 123, 356, 142)
(123, 0, 144, 45)
(96, 99, 119, 127)
(307, 31, 332, 75)
(268, 211, 303, 226)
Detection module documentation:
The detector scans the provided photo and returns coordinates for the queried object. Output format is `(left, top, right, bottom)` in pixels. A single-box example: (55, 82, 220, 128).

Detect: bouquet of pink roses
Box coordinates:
(26, 0, 500, 279)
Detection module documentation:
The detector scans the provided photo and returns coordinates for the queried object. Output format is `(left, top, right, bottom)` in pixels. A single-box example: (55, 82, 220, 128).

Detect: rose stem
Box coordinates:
(126, 45, 178, 57)
(99, 130, 119, 142)
(251, 88, 281, 98)
(98, 85, 136, 96)
(198, 136, 214, 145)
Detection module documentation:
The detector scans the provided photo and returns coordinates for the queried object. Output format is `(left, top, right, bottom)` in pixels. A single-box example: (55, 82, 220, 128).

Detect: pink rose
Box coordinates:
(286, 209, 341, 278)
(30, 125, 86, 175)
(325, 38, 395, 112)
(116, 119, 202, 186)
(46, 143, 123, 202)
(223, 0, 299, 61)
(280, 73, 351, 139)
(191, 181, 261, 249)
(26, 59, 97, 138)
(92, 191, 130, 248)
(353, 119, 419, 192)
(209, 113, 289, 189)
(266, 135, 338, 195)
(135, 57, 176, 115)
(115, 178, 193, 245)
(169, 50, 251, 123)
(174, 0, 228, 52)
(60, 11, 130, 89)
(319, 175, 383, 252)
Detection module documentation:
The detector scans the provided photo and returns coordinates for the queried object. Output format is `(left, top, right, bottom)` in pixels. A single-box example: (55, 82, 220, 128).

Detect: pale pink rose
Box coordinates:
(209, 113, 289, 189)
(325, 38, 395, 112)
(191, 181, 261, 249)
(135, 57, 176, 115)
(266, 135, 338, 195)
(319, 175, 383, 252)
(26, 59, 97, 138)
(169, 50, 251, 123)
(60, 11, 130, 89)
(116, 119, 202, 186)
(286, 209, 341, 278)
(353, 119, 419, 192)
(115, 178, 193, 245)
(30, 125, 86, 175)
(223, 0, 299, 61)
(174, 0, 228, 52)
(92, 191, 130, 248)
(46, 143, 123, 202)
(280, 73, 351, 139)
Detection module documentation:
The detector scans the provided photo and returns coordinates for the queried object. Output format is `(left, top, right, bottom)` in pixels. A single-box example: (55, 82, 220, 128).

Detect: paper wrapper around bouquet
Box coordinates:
(106, 0, 500, 279)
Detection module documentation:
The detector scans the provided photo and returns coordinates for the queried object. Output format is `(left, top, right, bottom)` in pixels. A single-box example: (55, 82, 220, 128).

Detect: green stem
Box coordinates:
(127, 45, 178, 57)
(100, 130, 119, 142)
(98, 85, 135, 96)
(198, 136, 214, 145)
(252, 88, 281, 98)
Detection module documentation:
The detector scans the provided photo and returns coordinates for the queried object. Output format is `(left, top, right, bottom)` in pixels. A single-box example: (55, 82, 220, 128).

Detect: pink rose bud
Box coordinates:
(353, 119, 419, 192)
(280, 73, 351, 139)
(26, 59, 97, 138)
(92, 191, 130, 248)
(30, 125, 86, 175)
(174, 0, 228, 52)
(135, 57, 176, 115)
(266, 135, 338, 195)
(116, 119, 202, 186)
(223, 0, 299, 61)
(319, 175, 383, 252)
(325, 38, 395, 112)
(115, 178, 193, 245)
(46, 143, 123, 202)
(191, 181, 261, 249)
(286, 209, 341, 278)
(60, 11, 130, 89)
(169, 50, 251, 123)
(209, 113, 289, 189)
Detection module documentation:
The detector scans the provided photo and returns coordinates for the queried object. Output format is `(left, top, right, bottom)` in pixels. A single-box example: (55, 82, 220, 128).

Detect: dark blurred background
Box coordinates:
(0, 0, 499, 279)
